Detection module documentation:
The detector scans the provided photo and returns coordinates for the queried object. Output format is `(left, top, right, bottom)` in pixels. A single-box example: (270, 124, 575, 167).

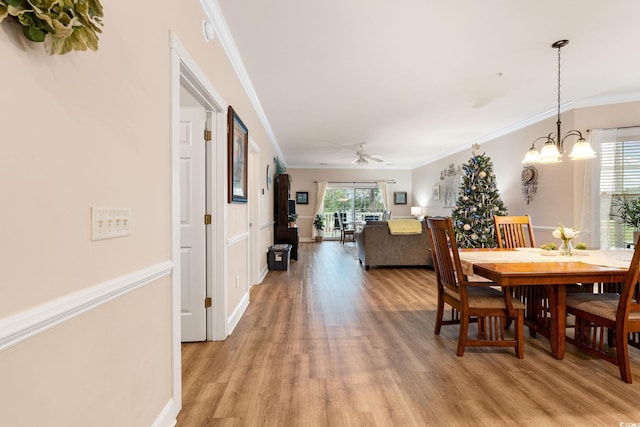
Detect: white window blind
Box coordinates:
(599, 127, 640, 247)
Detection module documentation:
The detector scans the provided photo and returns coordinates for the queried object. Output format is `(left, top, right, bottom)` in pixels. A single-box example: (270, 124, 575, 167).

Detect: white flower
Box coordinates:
(553, 225, 581, 240)
(463, 224, 471, 231)
(471, 185, 476, 190)
(471, 233, 478, 240)
(479, 171, 487, 178)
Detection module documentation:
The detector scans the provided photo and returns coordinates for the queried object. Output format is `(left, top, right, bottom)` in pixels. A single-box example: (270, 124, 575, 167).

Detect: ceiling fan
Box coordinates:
(351, 144, 384, 165)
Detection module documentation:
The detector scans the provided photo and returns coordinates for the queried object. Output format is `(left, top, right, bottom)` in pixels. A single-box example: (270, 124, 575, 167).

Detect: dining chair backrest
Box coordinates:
(336, 212, 346, 229)
(381, 210, 391, 221)
(617, 241, 640, 321)
(494, 215, 536, 249)
(426, 217, 467, 297)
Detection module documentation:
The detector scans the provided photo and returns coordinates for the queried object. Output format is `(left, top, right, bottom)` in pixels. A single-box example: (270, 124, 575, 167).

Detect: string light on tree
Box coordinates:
(452, 144, 508, 248)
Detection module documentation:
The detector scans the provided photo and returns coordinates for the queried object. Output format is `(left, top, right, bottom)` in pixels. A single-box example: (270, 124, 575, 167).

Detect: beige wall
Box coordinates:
(287, 168, 413, 240)
(0, 1, 279, 425)
(412, 101, 640, 246)
(0, 278, 172, 426)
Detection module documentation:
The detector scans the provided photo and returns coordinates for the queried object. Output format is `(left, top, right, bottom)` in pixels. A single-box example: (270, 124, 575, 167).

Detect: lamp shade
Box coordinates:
(539, 141, 562, 163)
(569, 139, 597, 160)
(522, 147, 541, 164)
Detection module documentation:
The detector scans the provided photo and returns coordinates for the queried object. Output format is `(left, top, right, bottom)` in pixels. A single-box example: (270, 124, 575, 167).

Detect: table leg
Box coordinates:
(548, 284, 567, 359)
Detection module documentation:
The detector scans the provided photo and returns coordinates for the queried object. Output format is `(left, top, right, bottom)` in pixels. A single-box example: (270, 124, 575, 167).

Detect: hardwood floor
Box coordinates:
(178, 242, 640, 426)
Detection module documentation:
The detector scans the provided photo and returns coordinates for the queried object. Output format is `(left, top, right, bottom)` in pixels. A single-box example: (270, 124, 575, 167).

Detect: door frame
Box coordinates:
(169, 32, 227, 412)
(248, 137, 260, 288)
(178, 104, 208, 341)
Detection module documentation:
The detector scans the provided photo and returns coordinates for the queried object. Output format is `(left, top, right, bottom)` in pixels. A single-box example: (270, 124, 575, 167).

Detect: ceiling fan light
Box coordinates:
(522, 147, 541, 164)
(539, 141, 562, 163)
(569, 139, 597, 160)
(354, 157, 368, 166)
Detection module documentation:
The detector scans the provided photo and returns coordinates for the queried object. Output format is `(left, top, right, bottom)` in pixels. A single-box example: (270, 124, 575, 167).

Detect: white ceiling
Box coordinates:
(213, 0, 640, 169)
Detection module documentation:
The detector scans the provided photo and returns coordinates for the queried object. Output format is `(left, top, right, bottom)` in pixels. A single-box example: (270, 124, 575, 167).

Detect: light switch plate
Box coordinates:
(91, 207, 131, 241)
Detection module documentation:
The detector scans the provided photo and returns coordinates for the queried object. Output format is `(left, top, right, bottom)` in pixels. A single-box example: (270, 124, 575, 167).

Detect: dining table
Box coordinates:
(458, 247, 631, 359)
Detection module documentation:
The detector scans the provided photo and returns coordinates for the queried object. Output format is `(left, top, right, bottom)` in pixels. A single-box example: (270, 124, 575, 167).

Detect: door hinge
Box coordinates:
(204, 214, 212, 225)
(204, 129, 212, 142)
(205, 297, 212, 308)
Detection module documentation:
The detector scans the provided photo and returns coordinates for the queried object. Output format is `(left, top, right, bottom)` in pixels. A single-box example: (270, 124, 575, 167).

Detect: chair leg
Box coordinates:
(516, 309, 524, 359)
(617, 326, 633, 383)
(457, 315, 469, 356)
(434, 295, 444, 335)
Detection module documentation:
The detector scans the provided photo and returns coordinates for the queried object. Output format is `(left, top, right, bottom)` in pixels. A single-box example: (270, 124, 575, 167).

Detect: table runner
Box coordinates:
(458, 247, 632, 276)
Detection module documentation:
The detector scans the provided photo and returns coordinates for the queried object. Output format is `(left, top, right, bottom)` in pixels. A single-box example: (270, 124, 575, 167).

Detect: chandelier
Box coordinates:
(522, 40, 597, 164)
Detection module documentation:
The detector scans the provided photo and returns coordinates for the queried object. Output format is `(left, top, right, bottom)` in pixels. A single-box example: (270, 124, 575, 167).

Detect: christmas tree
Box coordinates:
(452, 144, 508, 248)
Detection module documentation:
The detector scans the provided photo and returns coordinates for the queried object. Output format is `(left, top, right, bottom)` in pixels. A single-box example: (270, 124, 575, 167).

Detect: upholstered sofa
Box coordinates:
(354, 220, 433, 270)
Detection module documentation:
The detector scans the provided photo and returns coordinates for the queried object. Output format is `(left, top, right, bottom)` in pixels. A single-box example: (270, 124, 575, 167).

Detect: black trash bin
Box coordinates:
(268, 244, 291, 271)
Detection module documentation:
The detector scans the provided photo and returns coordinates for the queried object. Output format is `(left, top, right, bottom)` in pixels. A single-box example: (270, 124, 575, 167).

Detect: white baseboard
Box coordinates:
(0, 261, 174, 352)
(151, 398, 179, 427)
(226, 291, 250, 335)
(259, 264, 268, 283)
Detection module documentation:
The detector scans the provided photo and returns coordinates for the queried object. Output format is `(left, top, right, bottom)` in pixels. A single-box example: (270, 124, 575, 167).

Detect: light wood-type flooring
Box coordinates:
(178, 241, 640, 426)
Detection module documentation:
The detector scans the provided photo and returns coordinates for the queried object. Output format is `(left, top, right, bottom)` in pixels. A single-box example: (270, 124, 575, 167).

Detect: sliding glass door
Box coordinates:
(322, 185, 385, 239)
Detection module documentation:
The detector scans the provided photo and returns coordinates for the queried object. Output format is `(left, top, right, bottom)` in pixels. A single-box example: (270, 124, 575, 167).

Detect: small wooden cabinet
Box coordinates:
(274, 173, 299, 260)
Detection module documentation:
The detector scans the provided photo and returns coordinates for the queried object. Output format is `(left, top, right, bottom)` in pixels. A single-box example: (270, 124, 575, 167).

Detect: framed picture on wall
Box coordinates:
(227, 106, 248, 203)
(296, 192, 308, 204)
(394, 191, 407, 205)
(433, 185, 440, 200)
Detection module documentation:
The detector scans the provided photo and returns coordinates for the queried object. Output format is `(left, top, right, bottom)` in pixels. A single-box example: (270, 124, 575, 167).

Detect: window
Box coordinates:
(598, 127, 640, 248)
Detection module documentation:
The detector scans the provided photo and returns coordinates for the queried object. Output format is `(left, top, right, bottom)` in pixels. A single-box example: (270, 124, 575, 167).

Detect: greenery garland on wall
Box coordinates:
(0, 0, 103, 55)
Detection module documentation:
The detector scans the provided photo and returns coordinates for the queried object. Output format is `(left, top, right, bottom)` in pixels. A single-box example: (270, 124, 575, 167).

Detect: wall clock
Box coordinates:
(266, 164, 272, 190)
(521, 164, 538, 205)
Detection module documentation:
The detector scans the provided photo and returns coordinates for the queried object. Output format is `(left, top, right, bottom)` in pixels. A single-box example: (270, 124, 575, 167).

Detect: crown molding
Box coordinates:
(410, 93, 640, 169)
(199, 0, 286, 164)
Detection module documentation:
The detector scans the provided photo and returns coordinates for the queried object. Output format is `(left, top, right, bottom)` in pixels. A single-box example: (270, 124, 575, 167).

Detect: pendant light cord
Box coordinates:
(557, 44, 562, 128)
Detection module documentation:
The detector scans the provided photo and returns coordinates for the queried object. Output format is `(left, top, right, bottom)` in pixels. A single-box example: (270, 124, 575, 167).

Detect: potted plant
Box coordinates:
(313, 214, 326, 242)
(287, 212, 298, 227)
(612, 195, 640, 244)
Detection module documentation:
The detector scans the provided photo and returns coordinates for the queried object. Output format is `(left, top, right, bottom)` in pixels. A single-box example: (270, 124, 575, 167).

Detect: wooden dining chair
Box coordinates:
(494, 214, 587, 335)
(494, 214, 547, 332)
(565, 241, 640, 383)
(493, 215, 536, 249)
(337, 212, 355, 244)
(427, 217, 525, 358)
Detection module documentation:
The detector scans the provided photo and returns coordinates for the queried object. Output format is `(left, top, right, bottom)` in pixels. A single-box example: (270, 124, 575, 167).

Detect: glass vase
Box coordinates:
(559, 239, 573, 256)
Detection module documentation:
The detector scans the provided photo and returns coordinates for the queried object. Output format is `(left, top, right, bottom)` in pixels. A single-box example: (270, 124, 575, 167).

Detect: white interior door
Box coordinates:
(180, 106, 207, 342)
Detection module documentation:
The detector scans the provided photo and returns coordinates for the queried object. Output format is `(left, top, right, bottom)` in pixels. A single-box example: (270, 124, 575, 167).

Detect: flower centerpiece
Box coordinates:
(0, 0, 104, 55)
(552, 225, 580, 256)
